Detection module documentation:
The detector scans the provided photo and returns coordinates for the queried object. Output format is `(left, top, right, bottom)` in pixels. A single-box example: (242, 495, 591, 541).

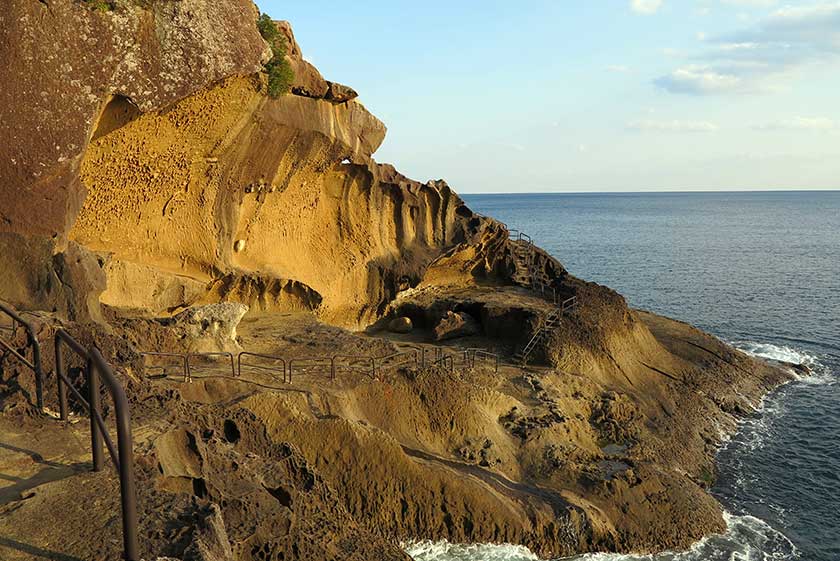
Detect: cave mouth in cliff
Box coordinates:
(90, 94, 141, 142)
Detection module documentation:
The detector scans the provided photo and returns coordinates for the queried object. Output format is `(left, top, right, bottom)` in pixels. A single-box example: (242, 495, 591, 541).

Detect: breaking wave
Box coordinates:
(732, 340, 834, 385)
(733, 341, 816, 367)
(405, 513, 797, 561)
(404, 540, 539, 561)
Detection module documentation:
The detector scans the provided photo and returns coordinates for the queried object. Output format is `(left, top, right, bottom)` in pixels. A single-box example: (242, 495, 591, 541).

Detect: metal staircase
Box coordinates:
(513, 309, 561, 364)
(510, 236, 534, 288)
(505, 228, 578, 365)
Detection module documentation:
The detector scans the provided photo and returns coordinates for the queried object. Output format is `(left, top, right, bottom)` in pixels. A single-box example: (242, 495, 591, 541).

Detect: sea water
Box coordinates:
(407, 191, 840, 561)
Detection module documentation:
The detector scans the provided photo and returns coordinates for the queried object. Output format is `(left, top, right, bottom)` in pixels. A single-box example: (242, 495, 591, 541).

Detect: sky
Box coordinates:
(255, 1, 840, 193)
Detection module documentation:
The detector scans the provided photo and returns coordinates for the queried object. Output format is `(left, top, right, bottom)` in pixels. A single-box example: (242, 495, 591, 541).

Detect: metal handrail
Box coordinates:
(238, 352, 287, 383)
(464, 348, 500, 373)
(374, 350, 418, 376)
(561, 296, 578, 313)
(0, 302, 45, 410)
(332, 354, 376, 380)
(185, 352, 236, 382)
(54, 329, 139, 561)
(507, 229, 579, 313)
(429, 354, 454, 374)
(140, 351, 189, 381)
(400, 345, 430, 367)
(288, 357, 335, 383)
(508, 229, 532, 244)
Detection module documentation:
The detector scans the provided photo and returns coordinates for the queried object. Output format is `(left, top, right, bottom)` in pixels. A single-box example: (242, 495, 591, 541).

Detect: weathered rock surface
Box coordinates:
(326, 81, 359, 103)
(0, 2, 504, 328)
(170, 303, 249, 352)
(0, 0, 268, 237)
(63, 72, 487, 327)
(433, 310, 481, 341)
(0, 0, 269, 319)
(275, 19, 330, 99)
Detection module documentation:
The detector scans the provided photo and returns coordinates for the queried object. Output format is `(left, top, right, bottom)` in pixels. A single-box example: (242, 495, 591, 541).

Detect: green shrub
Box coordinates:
(85, 0, 114, 11)
(257, 14, 294, 98)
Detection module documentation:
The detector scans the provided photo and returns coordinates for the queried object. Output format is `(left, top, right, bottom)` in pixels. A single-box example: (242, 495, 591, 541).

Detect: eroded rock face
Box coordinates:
(0, 0, 268, 238)
(154, 410, 412, 561)
(0, 0, 269, 318)
(0, 2, 503, 328)
(65, 74, 485, 326)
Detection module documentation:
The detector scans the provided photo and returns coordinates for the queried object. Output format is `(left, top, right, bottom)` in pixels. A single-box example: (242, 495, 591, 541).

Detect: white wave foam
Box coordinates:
(405, 513, 797, 561)
(734, 341, 816, 367)
(732, 340, 834, 385)
(404, 540, 539, 561)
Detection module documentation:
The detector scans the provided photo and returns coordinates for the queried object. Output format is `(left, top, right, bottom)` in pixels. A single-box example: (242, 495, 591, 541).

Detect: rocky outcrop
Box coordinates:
(64, 72, 482, 326)
(433, 310, 481, 341)
(0, 3, 496, 327)
(169, 303, 249, 353)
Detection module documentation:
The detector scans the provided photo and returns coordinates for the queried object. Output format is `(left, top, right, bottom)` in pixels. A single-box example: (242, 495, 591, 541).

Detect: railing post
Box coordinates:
(33, 338, 44, 412)
(87, 356, 105, 472)
(54, 339, 68, 421)
(90, 348, 139, 561)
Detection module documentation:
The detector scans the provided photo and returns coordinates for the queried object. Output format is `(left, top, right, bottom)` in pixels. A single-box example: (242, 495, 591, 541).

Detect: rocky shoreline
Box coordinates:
(0, 293, 792, 560)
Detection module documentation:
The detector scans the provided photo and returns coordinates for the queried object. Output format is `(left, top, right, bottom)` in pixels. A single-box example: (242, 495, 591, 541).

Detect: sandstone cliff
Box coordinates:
(1, 0, 499, 329)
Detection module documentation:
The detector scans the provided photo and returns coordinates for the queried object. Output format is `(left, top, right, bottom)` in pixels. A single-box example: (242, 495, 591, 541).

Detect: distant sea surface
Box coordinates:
(407, 191, 840, 561)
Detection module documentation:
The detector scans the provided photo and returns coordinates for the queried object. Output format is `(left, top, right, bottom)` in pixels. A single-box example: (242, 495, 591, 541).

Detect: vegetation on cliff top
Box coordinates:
(84, 0, 114, 11)
(257, 14, 295, 98)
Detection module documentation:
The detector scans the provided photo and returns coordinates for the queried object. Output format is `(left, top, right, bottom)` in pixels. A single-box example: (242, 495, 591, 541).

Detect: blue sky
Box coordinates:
(255, 1, 840, 193)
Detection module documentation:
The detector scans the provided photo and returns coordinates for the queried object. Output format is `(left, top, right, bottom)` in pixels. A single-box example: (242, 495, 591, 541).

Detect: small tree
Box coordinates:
(257, 14, 294, 98)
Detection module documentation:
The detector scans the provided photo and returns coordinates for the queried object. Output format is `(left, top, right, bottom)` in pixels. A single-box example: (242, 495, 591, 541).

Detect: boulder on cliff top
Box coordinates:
(326, 81, 359, 103)
(388, 316, 413, 334)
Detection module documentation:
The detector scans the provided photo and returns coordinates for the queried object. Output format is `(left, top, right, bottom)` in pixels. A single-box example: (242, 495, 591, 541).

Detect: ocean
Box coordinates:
(407, 191, 840, 561)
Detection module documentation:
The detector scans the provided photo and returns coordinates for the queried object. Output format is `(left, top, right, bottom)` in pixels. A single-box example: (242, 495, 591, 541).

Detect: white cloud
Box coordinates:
(627, 119, 720, 132)
(756, 116, 839, 130)
(655, 65, 748, 94)
(657, 2, 840, 95)
(631, 0, 663, 14)
(722, 0, 778, 7)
